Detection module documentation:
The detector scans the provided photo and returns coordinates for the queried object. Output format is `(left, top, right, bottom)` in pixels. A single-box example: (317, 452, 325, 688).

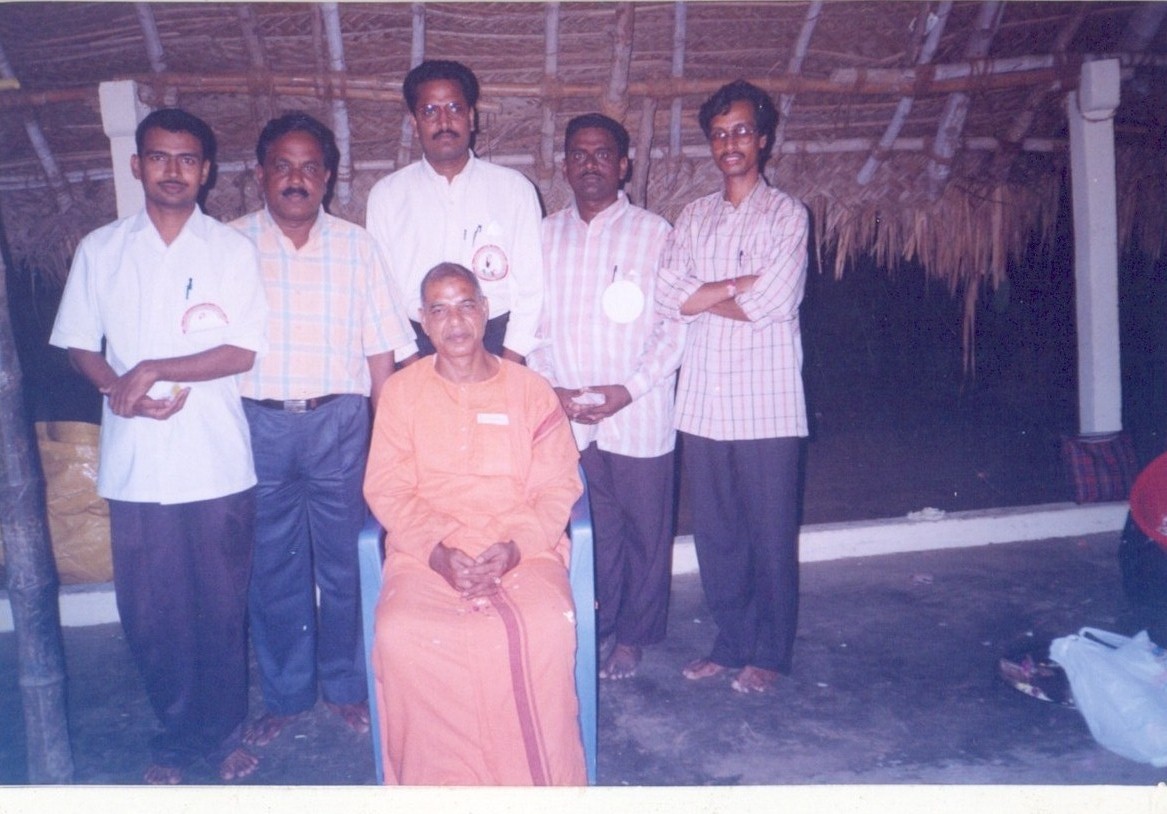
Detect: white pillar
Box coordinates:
(98, 80, 148, 218)
(1067, 59, 1122, 435)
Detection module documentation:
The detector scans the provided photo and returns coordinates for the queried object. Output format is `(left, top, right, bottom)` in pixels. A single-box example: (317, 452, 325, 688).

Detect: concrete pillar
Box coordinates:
(98, 80, 148, 218)
(1067, 59, 1122, 434)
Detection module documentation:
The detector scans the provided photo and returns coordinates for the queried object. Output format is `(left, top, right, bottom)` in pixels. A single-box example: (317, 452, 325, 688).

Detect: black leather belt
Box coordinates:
(244, 394, 343, 413)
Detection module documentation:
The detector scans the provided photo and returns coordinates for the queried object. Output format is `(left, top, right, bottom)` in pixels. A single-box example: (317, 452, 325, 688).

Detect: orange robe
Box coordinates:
(363, 357, 586, 785)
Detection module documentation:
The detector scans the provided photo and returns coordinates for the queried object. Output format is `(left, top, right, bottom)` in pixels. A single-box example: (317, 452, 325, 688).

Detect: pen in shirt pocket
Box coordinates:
(185, 277, 193, 300)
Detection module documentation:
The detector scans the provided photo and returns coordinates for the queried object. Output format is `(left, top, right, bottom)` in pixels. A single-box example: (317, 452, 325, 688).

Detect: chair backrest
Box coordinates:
(357, 465, 598, 784)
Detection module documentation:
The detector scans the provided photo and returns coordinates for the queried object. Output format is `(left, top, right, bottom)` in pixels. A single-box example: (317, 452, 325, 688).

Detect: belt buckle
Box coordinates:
(284, 399, 309, 413)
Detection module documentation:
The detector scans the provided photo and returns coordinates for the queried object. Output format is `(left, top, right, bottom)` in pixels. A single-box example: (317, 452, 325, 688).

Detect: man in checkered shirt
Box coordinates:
(656, 80, 810, 695)
(529, 113, 684, 680)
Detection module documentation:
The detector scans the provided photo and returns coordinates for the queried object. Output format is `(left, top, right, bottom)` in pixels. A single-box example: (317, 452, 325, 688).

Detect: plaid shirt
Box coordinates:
(656, 181, 808, 441)
(529, 193, 683, 458)
(232, 208, 413, 400)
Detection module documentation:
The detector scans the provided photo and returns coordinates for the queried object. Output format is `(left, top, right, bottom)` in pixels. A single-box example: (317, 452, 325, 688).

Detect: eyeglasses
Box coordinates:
(566, 148, 618, 166)
(708, 123, 758, 144)
(417, 101, 469, 121)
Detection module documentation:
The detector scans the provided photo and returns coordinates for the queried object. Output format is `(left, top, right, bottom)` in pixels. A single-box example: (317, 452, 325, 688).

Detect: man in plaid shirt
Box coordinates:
(656, 81, 809, 694)
(232, 112, 414, 746)
(529, 114, 683, 680)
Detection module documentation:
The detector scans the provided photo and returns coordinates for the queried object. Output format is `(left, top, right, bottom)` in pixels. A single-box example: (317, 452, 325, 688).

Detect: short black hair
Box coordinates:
(135, 108, 216, 162)
(403, 60, 480, 112)
(420, 262, 483, 303)
(564, 113, 630, 159)
(255, 111, 340, 178)
(698, 80, 779, 162)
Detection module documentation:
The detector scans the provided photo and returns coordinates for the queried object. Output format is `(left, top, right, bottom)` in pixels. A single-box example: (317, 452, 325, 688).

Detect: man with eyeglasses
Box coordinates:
(528, 113, 683, 681)
(231, 112, 414, 749)
(366, 60, 544, 364)
(656, 80, 810, 695)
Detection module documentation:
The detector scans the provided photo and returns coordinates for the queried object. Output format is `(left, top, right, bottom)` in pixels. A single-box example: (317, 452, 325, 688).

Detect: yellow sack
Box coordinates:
(33, 421, 112, 584)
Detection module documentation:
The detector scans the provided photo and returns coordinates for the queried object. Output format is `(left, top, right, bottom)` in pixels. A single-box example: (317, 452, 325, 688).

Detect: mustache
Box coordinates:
(281, 187, 310, 199)
(433, 129, 459, 139)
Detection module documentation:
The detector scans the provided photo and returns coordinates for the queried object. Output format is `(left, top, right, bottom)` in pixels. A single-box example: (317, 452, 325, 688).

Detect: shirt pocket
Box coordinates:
(470, 420, 516, 477)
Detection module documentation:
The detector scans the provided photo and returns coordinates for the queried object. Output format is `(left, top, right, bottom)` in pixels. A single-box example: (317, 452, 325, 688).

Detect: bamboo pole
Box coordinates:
(2, 54, 1135, 114)
(237, 3, 275, 126)
(667, 2, 686, 166)
(774, 0, 823, 154)
(602, 4, 634, 121)
(538, 3, 560, 188)
(857, 1, 951, 186)
(322, 3, 353, 206)
(396, 3, 425, 170)
(989, 5, 1086, 181)
(927, 1, 1004, 198)
(134, 2, 176, 107)
(630, 95, 656, 207)
(0, 241, 74, 784)
(0, 42, 72, 213)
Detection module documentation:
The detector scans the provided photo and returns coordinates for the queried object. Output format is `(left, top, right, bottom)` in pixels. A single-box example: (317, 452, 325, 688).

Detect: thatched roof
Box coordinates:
(2, 1, 1166, 308)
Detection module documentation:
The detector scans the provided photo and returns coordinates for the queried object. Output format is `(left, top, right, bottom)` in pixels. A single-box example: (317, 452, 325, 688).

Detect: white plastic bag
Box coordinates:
(1049, 627, 1167, 766)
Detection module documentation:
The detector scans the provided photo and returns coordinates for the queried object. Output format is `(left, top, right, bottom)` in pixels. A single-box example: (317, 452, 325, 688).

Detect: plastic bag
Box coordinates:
(1049, 627, 1167, 766)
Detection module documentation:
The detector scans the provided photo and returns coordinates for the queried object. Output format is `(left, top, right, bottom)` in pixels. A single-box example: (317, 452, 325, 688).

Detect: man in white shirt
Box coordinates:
(529, 114, 683, 680)
(50, 109, 268, 783)
(366, 59, 543, 364)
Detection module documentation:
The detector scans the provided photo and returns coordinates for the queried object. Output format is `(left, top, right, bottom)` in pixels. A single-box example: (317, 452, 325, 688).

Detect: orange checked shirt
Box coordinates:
(232, 208, 414, 400)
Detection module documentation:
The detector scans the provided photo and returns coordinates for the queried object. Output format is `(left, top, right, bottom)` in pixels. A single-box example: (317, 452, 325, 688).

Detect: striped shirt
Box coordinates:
(232, 208, 414, 400)
(656, 181, 808, 441)
(529, 193, 683, 458)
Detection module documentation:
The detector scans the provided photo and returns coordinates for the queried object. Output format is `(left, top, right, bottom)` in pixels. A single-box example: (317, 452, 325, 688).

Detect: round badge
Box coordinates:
(602, 280, 645, 324)
(472, 244, 509, 281)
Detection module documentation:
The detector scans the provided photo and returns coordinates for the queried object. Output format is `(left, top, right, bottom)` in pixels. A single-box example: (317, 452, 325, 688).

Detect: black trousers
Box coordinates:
(581, 444, 675, 647)
(682, 434, 801, 674)
(108, 489, 255, 767)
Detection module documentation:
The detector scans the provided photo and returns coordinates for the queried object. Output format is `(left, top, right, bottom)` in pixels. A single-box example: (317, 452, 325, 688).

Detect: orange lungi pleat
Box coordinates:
(373, 554, 586, 785)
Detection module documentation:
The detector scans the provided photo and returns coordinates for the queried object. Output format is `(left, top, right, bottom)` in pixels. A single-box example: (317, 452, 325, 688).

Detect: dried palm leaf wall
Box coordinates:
(2, 2, 1166, 368)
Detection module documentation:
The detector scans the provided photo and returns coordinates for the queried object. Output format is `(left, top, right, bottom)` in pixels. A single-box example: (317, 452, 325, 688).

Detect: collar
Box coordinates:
(420, 152, 477, 186)
(572, 190, 630, 227)
(260, 205, 325, 248)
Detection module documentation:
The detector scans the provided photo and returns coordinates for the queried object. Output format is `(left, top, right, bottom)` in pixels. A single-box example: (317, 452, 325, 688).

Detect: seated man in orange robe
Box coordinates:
(363, 262, 587, 785)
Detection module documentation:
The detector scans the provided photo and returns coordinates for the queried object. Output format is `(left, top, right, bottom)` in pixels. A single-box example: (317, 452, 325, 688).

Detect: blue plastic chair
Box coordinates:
(358, 465, 598, 784)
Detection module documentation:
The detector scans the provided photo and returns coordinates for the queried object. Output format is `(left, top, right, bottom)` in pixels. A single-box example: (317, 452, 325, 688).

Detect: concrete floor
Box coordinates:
(2, 530, 1165, 790)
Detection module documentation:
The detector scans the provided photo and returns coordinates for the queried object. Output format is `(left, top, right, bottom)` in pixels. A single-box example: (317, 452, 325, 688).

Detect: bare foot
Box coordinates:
(681, 657, 729, 681)
(325, 700, 371, 735)
(242, 711, 303, 746)
(600, 643, 642, 680)
(730, 665, 780, 694)
(143, 764, 182, 785)
(218, 747, 259, 782)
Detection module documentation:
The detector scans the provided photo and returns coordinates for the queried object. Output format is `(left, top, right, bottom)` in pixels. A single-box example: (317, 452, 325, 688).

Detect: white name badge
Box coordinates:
(602, 280, 644, 324)
(477, 413, 510, 425)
